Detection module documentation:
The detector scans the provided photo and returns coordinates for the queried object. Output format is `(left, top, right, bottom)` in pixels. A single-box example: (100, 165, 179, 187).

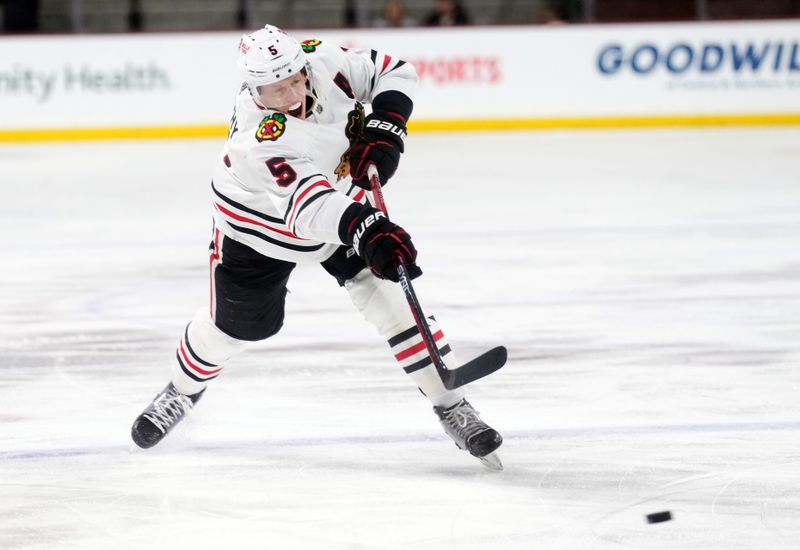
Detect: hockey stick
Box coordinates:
(366, 164, 507, 389)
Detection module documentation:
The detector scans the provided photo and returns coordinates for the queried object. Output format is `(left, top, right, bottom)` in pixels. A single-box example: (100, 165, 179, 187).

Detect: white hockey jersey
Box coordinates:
(211, 39, 417, 263)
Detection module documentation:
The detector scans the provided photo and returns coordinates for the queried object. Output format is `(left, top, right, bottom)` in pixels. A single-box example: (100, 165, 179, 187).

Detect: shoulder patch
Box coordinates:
(301, 39, 321, 53)
(255, 113, 287, 142)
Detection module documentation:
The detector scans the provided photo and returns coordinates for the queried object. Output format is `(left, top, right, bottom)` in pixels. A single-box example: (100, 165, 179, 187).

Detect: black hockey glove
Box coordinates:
(349, 112, 407, 189)
(339, 204, 422, 283)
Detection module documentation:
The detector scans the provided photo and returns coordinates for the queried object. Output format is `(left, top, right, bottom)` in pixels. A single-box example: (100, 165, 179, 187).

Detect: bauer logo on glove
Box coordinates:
(351, 210, 386, 252)
(365, 119, 407, 142)
(340, 204, 421, 283)
(348, 112, 407, 188)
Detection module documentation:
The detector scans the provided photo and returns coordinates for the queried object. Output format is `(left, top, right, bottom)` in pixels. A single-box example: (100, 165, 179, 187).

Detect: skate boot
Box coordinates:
(131, 382, 205, 449)
(434, 398, 504, 470)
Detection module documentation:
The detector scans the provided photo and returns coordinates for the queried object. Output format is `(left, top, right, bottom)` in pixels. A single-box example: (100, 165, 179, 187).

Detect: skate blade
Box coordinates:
(478, 451, 503, 471)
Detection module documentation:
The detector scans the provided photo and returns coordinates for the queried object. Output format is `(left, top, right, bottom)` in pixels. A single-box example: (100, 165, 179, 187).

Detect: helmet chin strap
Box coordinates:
(303, 93, 317, 117)
(247, 83, 269, 110)
(304, 71, 319, 116)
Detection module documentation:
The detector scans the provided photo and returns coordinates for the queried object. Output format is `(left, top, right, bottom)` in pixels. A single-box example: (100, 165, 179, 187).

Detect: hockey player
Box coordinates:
(131, 25, 502, 467)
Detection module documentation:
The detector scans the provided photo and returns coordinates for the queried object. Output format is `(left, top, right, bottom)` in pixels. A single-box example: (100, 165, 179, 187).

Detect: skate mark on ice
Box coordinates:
(2, 419, 800, 461)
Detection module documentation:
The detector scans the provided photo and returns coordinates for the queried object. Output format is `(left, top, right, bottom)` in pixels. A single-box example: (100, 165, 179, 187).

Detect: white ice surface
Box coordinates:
(1, 129, 800, 549)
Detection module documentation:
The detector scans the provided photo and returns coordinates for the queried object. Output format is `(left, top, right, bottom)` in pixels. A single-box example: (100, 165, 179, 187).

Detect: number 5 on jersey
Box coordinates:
(266, 157, 297, 187)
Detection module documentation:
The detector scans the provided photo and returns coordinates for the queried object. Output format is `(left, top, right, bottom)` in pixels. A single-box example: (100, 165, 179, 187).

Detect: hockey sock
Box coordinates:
(345, 268, 464, 407)
(387, 316, 464, 407)
(170, 309, 248, 395)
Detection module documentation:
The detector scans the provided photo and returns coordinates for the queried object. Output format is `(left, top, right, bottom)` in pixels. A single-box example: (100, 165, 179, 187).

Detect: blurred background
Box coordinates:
(2, 0, 798, 136)
(2, 0, 800, 33)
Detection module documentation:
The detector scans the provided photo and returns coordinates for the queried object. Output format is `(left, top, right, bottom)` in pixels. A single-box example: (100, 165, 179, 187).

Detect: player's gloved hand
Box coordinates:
(349, 112, 407, 189)
(342, 205, 422, 282)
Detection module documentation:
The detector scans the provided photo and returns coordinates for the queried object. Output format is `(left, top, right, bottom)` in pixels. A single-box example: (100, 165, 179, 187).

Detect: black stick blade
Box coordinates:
(443, 346, 507, 389)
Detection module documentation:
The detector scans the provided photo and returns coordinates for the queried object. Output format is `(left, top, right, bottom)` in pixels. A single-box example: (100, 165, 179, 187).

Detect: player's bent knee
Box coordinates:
(344, 268, 414, 338)
(212, 284, 289, 342)
(190, 309, 250, 360)
(213, 314, 285, 342)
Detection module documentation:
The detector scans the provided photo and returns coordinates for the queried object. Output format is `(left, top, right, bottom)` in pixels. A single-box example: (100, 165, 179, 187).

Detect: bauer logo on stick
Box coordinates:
(255, 113, 287, 142)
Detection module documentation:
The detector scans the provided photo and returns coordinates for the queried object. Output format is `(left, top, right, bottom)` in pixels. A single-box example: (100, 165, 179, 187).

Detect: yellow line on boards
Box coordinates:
(410, 113, 800, 132)
(0, 125, 227, 143)
(1, 114, 799, 143)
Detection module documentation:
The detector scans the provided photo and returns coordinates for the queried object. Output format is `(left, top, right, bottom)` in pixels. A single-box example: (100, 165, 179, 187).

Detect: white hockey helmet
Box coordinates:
(237, 25, 309, 107)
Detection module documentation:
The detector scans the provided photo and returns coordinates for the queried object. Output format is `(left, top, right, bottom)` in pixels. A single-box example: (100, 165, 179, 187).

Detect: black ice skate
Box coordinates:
(131, 383, 205, 449)
(434, 399, 503, 470)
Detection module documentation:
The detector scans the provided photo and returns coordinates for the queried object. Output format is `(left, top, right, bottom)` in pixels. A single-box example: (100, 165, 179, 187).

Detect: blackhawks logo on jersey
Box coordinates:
(301, 39, 321, 53)
(255, 113, 287, 142)
(335, 102, 365, 181)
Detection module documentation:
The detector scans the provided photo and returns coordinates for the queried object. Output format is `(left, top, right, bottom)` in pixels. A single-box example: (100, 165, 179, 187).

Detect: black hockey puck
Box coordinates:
(645, 511, 672, 524)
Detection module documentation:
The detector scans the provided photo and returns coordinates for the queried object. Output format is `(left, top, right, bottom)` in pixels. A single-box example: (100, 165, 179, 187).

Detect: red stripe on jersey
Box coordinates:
(209, 228, 220, 318)
(179, 340, 223, 376)
(287, 180, 333, 233)
(353, 189, 366, 203)
(215, 203, 304, 240)
(394, 330, 444, 361)
(381, 55, 392, 74)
